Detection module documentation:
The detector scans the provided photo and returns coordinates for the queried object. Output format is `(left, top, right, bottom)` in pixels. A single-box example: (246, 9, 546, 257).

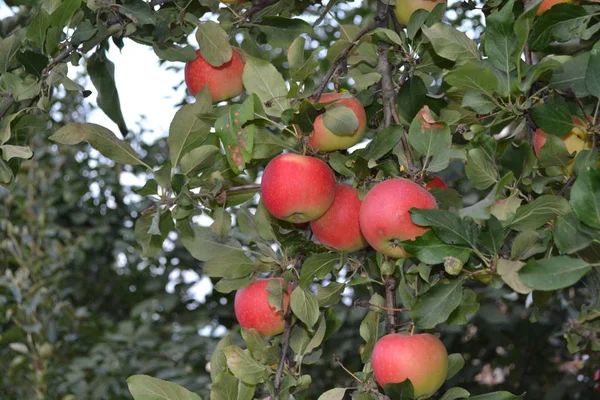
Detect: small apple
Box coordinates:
(537, 0, 573, 15)
(234, 278, 289, 336)
(425, 175, 448, 190)
(372, 333, 448, 397)
(359, 178, 438, 257)
(395, 0, 447, 26)
(533, 117, 593, 174)
(308, 93, 367, 152)
(309, 185, 369, 252)
(261, 153, 336, 223)
(185, 49, 244, 103)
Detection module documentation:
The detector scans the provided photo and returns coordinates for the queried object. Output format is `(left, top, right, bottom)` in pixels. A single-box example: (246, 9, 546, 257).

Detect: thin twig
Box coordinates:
(383, 275, 397, 333)
(224, 183, 261, 194)
(313, 24, 375, 102)
(354, 299, 407, 313)
(334, 355, 364, 383)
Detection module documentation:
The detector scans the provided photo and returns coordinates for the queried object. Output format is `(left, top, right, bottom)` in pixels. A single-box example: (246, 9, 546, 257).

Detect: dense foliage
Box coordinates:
(1, 0, 600, 399)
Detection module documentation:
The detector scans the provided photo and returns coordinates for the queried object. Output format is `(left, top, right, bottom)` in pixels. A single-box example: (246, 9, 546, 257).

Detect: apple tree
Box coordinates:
(1, 0, 600, 399)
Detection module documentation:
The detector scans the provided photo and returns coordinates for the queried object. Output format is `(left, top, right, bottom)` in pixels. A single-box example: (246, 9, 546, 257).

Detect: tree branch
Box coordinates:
(313, 24, 375, 102)
(383, 274, 397, 333)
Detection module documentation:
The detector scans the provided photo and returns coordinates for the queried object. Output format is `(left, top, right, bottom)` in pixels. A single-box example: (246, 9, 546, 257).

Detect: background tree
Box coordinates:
(1, 0, 599, 399)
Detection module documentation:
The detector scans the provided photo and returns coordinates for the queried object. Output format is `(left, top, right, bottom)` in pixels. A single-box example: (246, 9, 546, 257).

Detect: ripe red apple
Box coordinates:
(533, 117, 593, 174)
(261, 153, 336, 223)
(309, 185, 369, 252)
(537, 0, 572, 15)
(234, 278, 289, 336)
(308, 93, 367, 152)
(359, 178, 438, 257)
(395, 0, 447, 26)
(184, 49, 244, 103)
(372, 333, 448, 397)
(425, 175, 448, 190)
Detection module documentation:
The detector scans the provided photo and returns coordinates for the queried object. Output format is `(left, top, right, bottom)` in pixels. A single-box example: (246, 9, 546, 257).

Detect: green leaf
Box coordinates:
(539, 134, 572, 167)
(570, 169, 600, 229)
(242, 57, 289, 117)
(497, 259, 533, 294)
(410, 209, 479, 248)
(446, 353, 465, 380)
(210, 335, 232, 381)
(407, 114, 451, 158)
(554, 213, 594, 254)
(49, 123, 148, 167)
(401, 230, 471, 265)
(446, 62, 498, 97)
(446, 288, 479, 325)
(359, 293, 384, 361)
(574, 149, 598, 175)
(153, 43, 197, 62)
(215, 96, 255, 173)
(288, 37, 320, 81)
(469, 392, 525, 400)
(422, 23, 479, 64)
(50, 0, 82, 28)
(118, 0, 157, 26)
(168, 88, 213, 171)
(530, 103, 573, 136)
(211, 373, 255, 400)
(397, 76, 428, 122)
(223, 345, 268, 385)
(462, 92, 496, 114)
(510, 195, 571, 231)
(290, 287, 320, 328)
(440, 387, 470, 400)
(529, 4, 589, 51)
(303, 314, 327, 355)
(465, 148, 499, 190)
(255, 17, 312, 48)
(513, 2, 539, 66)
(383, 380, 414, 399)
(88, 51, 128, 135)
(316, 282, 345, 307)
(519, 256, 591, 291)
(299, 253, 339, 289)
(322, 104, 359, 136)
(0, 158, 13, 184)
(587, 40, 600, 98)
(203, 253, 256, 279)
(127, 375, 203, 400)
(214, 276, 254, 294)
(550, 53, 590, 98)
(317, 388, 347, 400)
(180, 145, 220, 175)
(181, 226, 245, 262)
(411, 278, 463, 329)
(195, 21, 232, 66)
(0, 145, 33, 161)
(510, 230, 549, 260)
(484, 0, 516, 73)
(26, 10, 51, 49)
(357, 125, 403, 161)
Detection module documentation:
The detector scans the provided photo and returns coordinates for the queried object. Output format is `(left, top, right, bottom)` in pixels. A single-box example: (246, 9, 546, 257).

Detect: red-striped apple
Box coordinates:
(185, 49, 244, 102)
(425, 175, 448, 190)
(234, 278, 289, 336)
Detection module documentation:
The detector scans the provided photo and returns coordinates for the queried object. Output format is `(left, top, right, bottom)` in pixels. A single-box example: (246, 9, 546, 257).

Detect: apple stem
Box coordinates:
(410, 324, 416, 336)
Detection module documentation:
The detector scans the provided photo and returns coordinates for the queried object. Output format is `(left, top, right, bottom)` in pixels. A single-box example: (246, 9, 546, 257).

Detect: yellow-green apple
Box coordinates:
(185, 49, 244, 102)
(234, 278, 289, 336)
(537, 0, 572, 15)
(309, 185, 369, 252)
(372, 333, 448, 397)
(261, 153, 336, 223)
(359, 178, 438, 257)
(395, 0, 446, 26)
(308, 93, 367, 152)
(425, 175, 448, 190)
(533, 117, 593, 174)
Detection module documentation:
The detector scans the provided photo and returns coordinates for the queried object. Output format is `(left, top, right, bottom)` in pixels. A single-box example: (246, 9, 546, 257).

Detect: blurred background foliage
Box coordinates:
(0, 0, 598, 399)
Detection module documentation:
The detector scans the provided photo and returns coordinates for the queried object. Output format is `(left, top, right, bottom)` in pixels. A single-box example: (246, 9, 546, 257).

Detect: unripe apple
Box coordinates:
(537, 0, 573, 15)
(261, 153, 336, 223)
(395, 0, 446, 26)
(533, 117, 593, 174)
(185, 49, 244, 103)
(308, 93, 367, 152)
(425, 175, 448, 190)
(372, 333, 448, 397)
(309, 185, 369, 252)
(234, 278, 289, 336)
(359, 178, 438, 257)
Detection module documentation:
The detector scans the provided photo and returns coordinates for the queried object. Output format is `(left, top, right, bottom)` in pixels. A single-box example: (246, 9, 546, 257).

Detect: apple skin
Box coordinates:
(425, 175, 448, 190)
(395, 0, 447, 26)
(308, 93, 367, 152)
(359, 178, 438, 257)
(261, 153, 336, 223)
(184, 49, 244, 103)
(537, 0, 573, 15)
(533, 117, 592, 174)
(309, 185, 369, 252)
(234, 278, 289, 336)
(372, 333, 448, 397)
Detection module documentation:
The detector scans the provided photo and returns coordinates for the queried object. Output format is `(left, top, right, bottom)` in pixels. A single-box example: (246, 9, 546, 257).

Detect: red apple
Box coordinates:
(395, 0, 447, 26)
(537, 0, 572, 15)
(234, 278, 289, 336)
(308, 93, 367, 152)
(261, 153, 336, 223)
(309, 185, 369, 252)
(372, 333, 448, 397)
(425, 175, 448, 190)
(185, 49, 244, 103)
(359, 178, 438, 257)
